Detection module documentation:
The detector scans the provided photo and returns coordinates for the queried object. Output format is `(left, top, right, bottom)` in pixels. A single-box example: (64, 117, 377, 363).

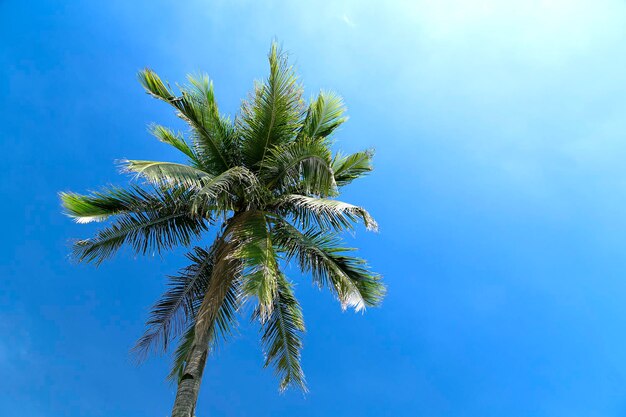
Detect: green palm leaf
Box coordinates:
(255, 273, 306, 392)
(139, 69, 233, 175)
(229, 211, 280, 319)
(276, 194, 378, 232)
(300, 91, 347, 140)
(273, 220, 385, 311)
(149, 124, 198, 164)
(138, 68, 176, 101)
(332, 149, 374, 187)
(185, 74, 240, 169)
(133, 246, 215, 359)
(60, 185, 160, 224)
(191, 166, 261, 215)
(70, 189, 208, 264)
(121, 160, 211, 190)
(262, 138, 336, 196)
(240, 42, 303, 169)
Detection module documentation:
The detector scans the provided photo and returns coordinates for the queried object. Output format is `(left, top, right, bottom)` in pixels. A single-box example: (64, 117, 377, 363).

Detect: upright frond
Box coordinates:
(184, 74, 239, 171)
(149, 124, 198, 164)
(138, 69, 175, 101)
(240, 43, 304, 170)
(332, 149, 374, 187)
(138, 69, 234, 175)
(300, 91, 347, 140)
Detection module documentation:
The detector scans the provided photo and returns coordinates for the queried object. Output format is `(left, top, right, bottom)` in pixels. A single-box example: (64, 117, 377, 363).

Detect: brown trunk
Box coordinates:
(172, 244, 238, 417)
(169, 226, 240, 417)
(170, 328, 210, 417)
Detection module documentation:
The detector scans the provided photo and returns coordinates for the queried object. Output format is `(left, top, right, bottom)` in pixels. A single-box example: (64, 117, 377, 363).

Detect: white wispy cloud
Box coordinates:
(341, 13, 356, 27)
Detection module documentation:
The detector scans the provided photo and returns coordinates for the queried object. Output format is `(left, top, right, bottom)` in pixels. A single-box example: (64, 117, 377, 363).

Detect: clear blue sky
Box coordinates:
(3, 1, 626, 416)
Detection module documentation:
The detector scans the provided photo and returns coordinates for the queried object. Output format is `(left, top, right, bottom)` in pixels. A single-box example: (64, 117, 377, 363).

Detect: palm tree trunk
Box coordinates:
(170, 226, 240, 417)
(171, 327, 210, 417)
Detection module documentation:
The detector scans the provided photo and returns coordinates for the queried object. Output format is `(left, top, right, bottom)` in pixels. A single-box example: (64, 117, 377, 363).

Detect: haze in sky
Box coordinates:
(3, 1, 626, 416)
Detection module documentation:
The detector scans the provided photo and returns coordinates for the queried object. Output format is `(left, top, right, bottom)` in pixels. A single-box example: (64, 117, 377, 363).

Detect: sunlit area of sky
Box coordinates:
(3, 1, 626, 416)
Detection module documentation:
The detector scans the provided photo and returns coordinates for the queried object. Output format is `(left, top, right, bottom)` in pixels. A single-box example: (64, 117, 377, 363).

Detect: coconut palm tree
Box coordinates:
(60, 43, 385, 417)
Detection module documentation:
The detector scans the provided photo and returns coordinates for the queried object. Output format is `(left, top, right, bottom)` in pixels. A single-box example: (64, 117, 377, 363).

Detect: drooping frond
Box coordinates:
(193, 222, 245, 338)
(332, 149, 374, 187)
(211, 273, 242, 345)
(71, 189, 208, 265)
(149, 124, 198, 164)
(300, 91, 347, 140)
(276, 194, 378, 232)
(239, 42, 303, 170)
(262, 138, 336, 197)
(326, 249, 385, 311)
(272, 221, 385, 311)
(229, 211, 280, 319)
(164, 226, 246, 382)
(191, 166, 261, 216)
(132, 246, 215, 359)
(167, 267, 242, 382)
(255, 273, 306, 392)
(138, 69, 234, 175)
(169, 324, 196, 382)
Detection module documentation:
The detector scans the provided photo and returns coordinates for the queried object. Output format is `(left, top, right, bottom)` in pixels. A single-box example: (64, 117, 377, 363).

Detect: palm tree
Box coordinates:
(60, 43, 385, 417)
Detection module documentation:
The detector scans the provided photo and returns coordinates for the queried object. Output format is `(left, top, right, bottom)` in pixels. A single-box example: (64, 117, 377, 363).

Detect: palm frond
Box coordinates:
(132, 246, 215, 359)
(300, 91, 347, 140)
(191, 166, 261, 216)
(240, 42, 304, 170)
(121, 160, 210, 190)
(193, 220, 246, 338)
(169, 324, 196, 382)
(149, 124, 198, 164)
(276, 194, 378, 232)
(332, 149, 374, 187)
(167, 271, 242, 382)
(183, 74, 239, 172)
(272, 220, 385, 311)
(138, 68, 176, 101)
(138, 69, 233, 175)
(262, 138, 336, 197)
(229, 211, 280, 319)
(60, 185, 160, 224)
(255, 273, 306, 392)
(165, 223, 247, 382)
(71, 189, 208, 265)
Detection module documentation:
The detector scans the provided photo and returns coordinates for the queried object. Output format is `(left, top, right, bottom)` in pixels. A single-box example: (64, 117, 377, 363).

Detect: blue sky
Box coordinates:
(3, 0, 626, 416)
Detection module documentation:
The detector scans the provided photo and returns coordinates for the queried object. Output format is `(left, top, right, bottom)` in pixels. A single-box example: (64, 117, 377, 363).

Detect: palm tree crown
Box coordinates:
(61, 43, 384, 405)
